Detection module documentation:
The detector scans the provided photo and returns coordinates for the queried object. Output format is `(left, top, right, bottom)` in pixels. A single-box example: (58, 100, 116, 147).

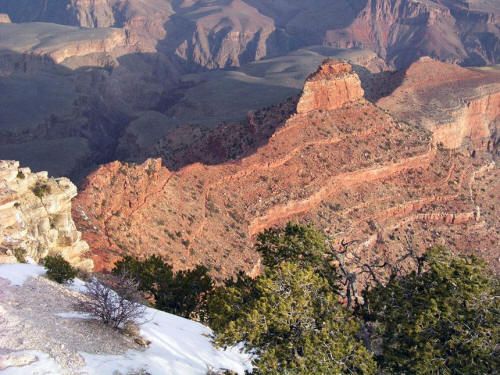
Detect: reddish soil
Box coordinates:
(73, 59, 500, 282)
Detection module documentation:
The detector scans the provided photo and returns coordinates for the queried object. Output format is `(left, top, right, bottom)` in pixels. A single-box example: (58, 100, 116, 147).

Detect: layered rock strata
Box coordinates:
(2, 0, 499, 70)
(0, 160, 92, 270)
(297, 60, 365, 113)
(378, 57, 500, 153)
(74, 59, 499, 281)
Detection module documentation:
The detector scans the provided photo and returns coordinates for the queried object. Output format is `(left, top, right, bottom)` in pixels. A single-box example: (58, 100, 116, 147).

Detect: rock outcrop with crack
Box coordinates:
(0, 160, 92, 270)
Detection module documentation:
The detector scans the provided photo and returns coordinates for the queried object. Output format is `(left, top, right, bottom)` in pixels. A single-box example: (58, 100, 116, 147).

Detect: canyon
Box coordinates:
(73, 58, 500, 283)
(2, 0, 499, 70)
(1, 0, 499, 181)
(0, 0, 498, 283)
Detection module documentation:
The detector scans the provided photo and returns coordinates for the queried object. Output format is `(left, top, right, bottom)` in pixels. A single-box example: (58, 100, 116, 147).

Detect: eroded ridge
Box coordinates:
(74, 60, 500, 279)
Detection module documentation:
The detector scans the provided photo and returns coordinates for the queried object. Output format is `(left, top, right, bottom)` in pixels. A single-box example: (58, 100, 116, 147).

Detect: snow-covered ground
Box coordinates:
(0, 262, 252, 375)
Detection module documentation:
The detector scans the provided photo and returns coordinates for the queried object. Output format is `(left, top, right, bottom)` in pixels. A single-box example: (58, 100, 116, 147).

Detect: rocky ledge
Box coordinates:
(0, 160, 92, 270)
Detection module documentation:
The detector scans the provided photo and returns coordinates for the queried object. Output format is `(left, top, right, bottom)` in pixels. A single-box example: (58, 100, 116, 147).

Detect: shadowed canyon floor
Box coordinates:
(73, 59, 500, 282)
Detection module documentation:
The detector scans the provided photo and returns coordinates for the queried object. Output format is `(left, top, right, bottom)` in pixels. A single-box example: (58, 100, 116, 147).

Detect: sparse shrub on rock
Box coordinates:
(12, 248, 27, 263)
(75, 272, 146, 329)
(43, 254, 77, 284)
(31, 182, 51, 198)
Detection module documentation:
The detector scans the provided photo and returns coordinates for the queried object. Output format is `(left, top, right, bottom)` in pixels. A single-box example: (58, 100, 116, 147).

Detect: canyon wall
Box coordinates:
(325, 0, 500, 67)
(0, 161, 92, 270)
(431, 91, 500, 152)
(378, 57, 500, 152)
(1, 0, 499, 70)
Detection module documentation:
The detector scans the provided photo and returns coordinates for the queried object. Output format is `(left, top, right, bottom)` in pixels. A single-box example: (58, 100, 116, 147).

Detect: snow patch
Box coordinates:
(0, 263, 253, 374)
(55, 312, 93, 320)
(0, 263, 46, 286)
(0, 350, 63, 375)
(79, 306, 253, 375)
(68, 277, 87, 293)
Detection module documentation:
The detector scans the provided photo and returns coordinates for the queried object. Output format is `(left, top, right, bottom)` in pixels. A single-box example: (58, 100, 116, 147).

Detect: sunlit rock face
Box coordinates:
(0, 160, 92, 270)
(297, 59, 365, 114)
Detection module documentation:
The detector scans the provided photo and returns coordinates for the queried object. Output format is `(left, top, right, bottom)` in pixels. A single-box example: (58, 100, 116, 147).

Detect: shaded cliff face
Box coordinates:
(1, 0, 499, 70)
(0, 20, 178, 181)
(74, 60, 499, 281)
(0, 161, 92, 270)
(0, 22, 130, 71)
(325, 0, 500, 68)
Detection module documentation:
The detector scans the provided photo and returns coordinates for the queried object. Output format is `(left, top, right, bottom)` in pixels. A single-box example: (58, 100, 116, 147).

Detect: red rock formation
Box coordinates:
(297, 60, 365, 114)
(3, 0, 499, 70)
(325, 0, 500, 67)
(74, 59, 500, 281)
(378, 57, 500, 152)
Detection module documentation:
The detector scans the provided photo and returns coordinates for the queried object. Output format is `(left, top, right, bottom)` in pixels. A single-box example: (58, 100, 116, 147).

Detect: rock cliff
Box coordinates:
(74, 59, 499, 280)
(2, 0, 498, 70)
(325, 0, 500, 68)
(0, 160, 92, 270)
(378, 57, 500, 153)
(297, 59, 365, 114)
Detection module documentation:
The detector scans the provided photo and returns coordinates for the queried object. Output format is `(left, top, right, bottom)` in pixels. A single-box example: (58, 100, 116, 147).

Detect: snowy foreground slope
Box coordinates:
(0, 262, 252, 375)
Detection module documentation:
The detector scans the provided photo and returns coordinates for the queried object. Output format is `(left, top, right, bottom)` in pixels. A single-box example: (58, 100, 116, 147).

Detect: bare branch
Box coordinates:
(74, 272, 146, 329)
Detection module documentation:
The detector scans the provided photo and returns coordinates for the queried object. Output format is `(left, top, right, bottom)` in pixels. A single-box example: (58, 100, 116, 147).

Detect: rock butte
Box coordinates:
(74, 59, 500, 282)
(297, 60, 365, 114)
(1, 0, 498, 181)
(0, 160, 92, 270)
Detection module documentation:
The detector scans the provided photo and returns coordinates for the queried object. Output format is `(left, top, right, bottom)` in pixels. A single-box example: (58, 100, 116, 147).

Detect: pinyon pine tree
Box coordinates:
(210, 262, 376, 375)
(255, 222, 340, 290)
(359, 246, 500, 375)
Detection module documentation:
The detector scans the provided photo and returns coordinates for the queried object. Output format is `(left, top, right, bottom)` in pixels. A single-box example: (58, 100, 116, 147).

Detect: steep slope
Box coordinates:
(74, 59, 500, 280)
(0, 20, 178, 180)
(160, 0, 277, 69)
(324, 0, 500, 67)
(0, 161, 92, 270)
(0, 262, 251, 374)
